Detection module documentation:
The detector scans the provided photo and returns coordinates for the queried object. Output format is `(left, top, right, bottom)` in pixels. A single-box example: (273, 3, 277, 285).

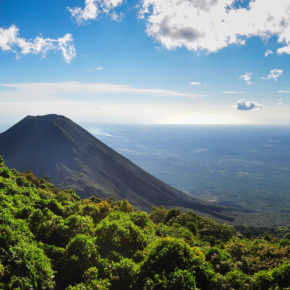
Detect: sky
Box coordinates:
(1, 0, 290, 126)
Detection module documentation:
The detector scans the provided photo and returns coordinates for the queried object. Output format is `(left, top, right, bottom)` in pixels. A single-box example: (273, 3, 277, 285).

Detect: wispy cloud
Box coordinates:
(262, 69, 283, 81)
(240, 72, 253, 85)
(189, 82, 200, 86)
(277, 98, 283, 105)
(223, 91, 244, 94)
(265, 49, 274, 57)
(278, 90, 290, 93)
(68, 0, 124, 24)
(89, 128, 114, 137)
(234, 99, 264, 111)
(88, 66, 104, 72)
(0, 25, 76, 64)
(0, 82, 205, 100)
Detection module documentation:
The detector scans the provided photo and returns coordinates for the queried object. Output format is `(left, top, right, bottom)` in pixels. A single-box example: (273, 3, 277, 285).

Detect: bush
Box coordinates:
(271, 262, 290, 288)
(205, 247, 233, 274)
(66, 267, 111, 290)
(65, 214, 95, 240)
(216, 270, 250, 290)
(186, 222, 199, 236)
(251, 270, 274, 290)
(62, 234, 98, 286)
(137, 238, 215, 289)
(16, 176, 30, 187)
(156, 223, 197, 246)
(95, 212, 151, 258)
(110, 258, 137, 289)
(149, 206, 167, 224)
(80, 200, 111, 223)
(144, 269, 196, 290)
(2, 241, 54, 289)
(0, 167, 10, 178)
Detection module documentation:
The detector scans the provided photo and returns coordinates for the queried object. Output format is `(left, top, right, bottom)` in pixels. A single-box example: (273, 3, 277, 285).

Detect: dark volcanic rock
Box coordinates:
(0, 114, 234, 220)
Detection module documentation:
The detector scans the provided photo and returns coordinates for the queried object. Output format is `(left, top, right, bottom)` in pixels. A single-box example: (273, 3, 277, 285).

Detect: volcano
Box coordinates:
(0, 114, 233, 220)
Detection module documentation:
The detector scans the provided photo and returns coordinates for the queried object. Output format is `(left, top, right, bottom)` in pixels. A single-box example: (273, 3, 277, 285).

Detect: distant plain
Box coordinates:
(83, 124, 290, 227)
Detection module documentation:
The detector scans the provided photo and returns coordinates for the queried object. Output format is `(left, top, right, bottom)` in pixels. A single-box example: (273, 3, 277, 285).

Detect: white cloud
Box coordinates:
(278, 90, 290, 93)
(262, 69, 283, 81)
(277, 44, 290, 55)
(235, 99, 264, 111)
(88, 66, 104, 71)
(139, 0, 290, 54)
(68, 0, 124, 24)
(277, 98, 283, 105)
(0, 82, 205, 100)
(240, 72, 253, 85)
(190, 82, 200, 86)
(68, 0, 98, 24)
(89, 128, 114, 137)
(223, 91, 244, 94)
(0, 25, 76, 63)
(111, 11, 124, 22)
(265, 49, 274, 57)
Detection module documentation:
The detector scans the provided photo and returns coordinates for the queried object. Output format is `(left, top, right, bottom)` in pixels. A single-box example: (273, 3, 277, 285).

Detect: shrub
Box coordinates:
(63, 234, 98, 286)
(144, 269, 196, 290)
(110, 258, 137, 289)
(216, 270, 250, 290)
(156, 223, 197, 246)
(149, 206, 167, 224)
(271, 262, 290, 288)
(137, 238, 215, 289)
(251, 270, 274, 290)
(66, 267, 111, 290)
(95, 212, 151, 258)
(205, 247, 233, 274)
(0, 167, 10, 178)
(2, 241, 54, 289)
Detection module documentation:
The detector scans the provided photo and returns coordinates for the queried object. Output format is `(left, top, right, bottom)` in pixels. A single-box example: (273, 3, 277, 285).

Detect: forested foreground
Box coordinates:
(0, 156, 289, 289)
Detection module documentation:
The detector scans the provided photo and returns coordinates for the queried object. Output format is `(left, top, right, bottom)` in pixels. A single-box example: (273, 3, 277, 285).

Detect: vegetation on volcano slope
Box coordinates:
(0, 156, 289, 289)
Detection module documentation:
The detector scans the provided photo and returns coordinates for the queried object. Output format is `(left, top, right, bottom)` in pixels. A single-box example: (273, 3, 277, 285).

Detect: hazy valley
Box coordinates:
(84, 124, 290, 227)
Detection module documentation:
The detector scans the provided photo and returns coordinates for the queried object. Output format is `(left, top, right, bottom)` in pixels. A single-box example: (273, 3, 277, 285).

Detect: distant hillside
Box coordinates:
(0, 114, 233, 221)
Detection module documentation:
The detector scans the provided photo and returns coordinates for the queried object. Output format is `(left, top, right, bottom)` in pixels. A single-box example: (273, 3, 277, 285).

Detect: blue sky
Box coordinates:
(1, 0, 290, 125)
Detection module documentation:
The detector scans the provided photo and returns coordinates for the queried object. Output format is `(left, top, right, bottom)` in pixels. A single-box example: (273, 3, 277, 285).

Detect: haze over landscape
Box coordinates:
(87, 123, 290, 226)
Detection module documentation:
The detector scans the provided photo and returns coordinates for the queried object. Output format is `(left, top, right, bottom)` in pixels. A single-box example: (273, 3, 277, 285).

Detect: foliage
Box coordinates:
(0, 156, 289, 289)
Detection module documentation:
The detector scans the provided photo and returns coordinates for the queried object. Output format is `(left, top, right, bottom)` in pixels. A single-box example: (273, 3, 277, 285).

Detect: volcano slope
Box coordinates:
(0, 114, 234, 220)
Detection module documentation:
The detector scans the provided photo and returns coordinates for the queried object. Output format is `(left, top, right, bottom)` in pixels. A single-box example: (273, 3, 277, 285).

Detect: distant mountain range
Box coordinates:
(0, 114, 234, 221)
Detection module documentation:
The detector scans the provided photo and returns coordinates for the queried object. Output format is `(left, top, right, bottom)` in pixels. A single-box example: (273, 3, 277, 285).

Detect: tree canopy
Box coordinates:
(0, 156, 289, 289)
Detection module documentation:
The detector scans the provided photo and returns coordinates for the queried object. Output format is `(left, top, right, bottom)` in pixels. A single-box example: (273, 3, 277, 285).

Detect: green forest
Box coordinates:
(0, 155, 289, 289)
